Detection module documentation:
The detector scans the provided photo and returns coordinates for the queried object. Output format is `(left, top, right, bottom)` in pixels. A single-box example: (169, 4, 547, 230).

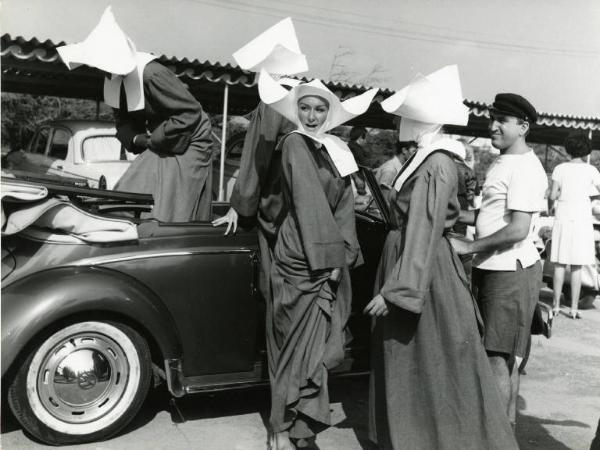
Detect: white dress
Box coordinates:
(550, 162, 600, 265)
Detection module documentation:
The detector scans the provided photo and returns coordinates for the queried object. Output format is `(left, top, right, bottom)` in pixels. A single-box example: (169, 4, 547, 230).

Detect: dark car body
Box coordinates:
(1, 170, 389, 444)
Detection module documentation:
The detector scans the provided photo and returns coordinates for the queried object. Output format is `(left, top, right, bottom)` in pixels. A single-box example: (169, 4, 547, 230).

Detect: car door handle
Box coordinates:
(56, 165, 63, 169)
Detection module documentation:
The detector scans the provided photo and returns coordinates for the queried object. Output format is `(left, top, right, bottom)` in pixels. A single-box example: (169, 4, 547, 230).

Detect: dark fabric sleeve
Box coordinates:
(114, 109, 146, 154)
(229, 103, 286, 217)
(281, 134, 346, 271)
(144, 64, 205, 154)
(380, 154, 458, 313)
(333, 176, 363, 268)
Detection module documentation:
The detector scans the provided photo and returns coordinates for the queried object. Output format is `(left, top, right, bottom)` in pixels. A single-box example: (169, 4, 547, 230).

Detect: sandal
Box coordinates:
(570, 310, 581, 320)
(552, 307, 561, 317)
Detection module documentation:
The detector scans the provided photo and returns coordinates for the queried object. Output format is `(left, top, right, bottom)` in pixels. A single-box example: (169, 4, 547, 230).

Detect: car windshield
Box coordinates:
(82, 136, 136, 162)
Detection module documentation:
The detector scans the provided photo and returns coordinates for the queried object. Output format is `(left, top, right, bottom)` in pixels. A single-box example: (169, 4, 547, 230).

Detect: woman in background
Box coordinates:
(550, 132, 600, 319)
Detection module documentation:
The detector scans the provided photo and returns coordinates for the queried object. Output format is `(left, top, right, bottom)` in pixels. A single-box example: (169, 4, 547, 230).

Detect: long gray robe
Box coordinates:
(114, 61, 213, 222)
(270, 133, 361, 439)
(228, 103, 295, 383)
(229, 102, 295, 294)
(369, 151, 518, 450)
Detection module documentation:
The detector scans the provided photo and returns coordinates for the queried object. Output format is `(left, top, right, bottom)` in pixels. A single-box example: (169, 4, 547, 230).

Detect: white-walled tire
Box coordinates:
(8, 321, 151, 445)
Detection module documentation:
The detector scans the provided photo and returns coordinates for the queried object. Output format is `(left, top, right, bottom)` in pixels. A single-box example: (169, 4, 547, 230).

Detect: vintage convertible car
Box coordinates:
(1, 171, 388, 445)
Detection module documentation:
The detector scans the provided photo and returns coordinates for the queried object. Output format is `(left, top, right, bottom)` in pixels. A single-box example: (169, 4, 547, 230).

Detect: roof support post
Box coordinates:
(217, 83, 229, 202)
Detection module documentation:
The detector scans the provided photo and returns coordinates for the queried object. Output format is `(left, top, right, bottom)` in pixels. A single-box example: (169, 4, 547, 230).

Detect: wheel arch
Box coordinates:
(1, 266, 183, 380)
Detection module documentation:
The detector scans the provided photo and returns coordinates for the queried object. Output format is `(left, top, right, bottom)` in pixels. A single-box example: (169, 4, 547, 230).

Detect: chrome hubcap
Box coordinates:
(37, 333, 130, 424)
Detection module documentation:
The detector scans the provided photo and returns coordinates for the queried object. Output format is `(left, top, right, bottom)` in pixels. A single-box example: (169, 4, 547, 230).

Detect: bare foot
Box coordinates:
(274, 431, 294, 450)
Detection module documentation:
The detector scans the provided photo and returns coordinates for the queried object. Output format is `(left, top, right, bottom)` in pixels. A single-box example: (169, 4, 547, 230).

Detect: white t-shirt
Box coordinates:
(473, 149, 548, 271)
(375, 157, 403, 187)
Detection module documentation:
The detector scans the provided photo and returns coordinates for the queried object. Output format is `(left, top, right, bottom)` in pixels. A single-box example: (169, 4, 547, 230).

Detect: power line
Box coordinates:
(185, 0, 600, 58)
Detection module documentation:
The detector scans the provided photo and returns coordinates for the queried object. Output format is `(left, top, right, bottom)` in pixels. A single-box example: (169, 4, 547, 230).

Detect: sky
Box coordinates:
(3, 0, 600, 117)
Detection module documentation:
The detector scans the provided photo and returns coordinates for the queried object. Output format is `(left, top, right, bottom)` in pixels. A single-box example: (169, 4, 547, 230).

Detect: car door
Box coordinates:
(101, 221, 261, 377)
(46, 127, 79, 179)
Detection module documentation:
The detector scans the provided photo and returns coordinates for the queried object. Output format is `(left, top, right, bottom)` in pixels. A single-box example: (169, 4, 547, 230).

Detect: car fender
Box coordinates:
(1, 266, 182, 378)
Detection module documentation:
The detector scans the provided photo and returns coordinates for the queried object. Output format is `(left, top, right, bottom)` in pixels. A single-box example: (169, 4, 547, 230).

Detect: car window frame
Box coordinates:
(80, 134, 130, 163)
(29, 126, 52, 155)
(46, 126, 72, 161)
(358, 166, 391, 224)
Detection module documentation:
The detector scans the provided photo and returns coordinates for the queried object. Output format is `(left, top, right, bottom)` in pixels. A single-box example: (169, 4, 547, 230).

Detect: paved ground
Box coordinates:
(2, 289, 599, 450)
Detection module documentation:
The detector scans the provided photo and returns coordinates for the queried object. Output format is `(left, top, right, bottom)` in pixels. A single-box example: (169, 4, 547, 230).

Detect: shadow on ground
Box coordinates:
(332, 376, 377, 450)
(516, 395, 591, 450)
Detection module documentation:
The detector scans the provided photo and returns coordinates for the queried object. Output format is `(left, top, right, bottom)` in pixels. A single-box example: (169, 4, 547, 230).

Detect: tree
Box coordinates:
(1, 93, 113, 152)
(328, 45, 389, 87)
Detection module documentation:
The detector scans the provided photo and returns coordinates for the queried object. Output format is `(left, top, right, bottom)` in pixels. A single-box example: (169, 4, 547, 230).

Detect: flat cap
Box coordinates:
(489, 93, 538, 123)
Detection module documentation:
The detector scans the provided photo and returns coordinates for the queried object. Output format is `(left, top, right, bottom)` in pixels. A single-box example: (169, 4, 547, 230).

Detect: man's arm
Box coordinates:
(450, 210, 532, 255)
(458, 208, 478, 226)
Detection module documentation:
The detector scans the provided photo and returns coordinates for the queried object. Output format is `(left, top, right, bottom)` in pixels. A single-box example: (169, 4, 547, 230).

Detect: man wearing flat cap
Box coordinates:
(450, 93, 548, 430)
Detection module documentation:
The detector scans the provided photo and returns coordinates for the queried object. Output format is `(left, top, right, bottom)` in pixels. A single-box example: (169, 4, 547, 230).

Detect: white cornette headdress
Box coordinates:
(57, 6, 157, 111)
(56, 6, 137, 75)
(381, 65, 469, 191)
(381, 65, 469, 126)
(233, 17, 308, 76)
(259, 69, 378, 176)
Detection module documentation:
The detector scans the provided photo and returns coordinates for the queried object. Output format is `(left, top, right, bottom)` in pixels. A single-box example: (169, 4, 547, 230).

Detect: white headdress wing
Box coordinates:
(56, 6, 137, 75)
(381, 65, 469, 126)
(233, 18, 308, 75)
(258, 69, 378, 176)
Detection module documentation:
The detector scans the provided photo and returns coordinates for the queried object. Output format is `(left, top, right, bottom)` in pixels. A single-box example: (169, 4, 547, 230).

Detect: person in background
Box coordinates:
(453, 155, 478, 282)
(366, 66, 518, 450)
(374, 140, 417, 188)
(58, 7, 213, 222)
(347, 126, 369, 195)
(549, 132, 600, 319)
(259, 70, 377, 449)
(453, 152, 478, 235)
(348, 126, 369, 166)
(450, 93, 548, 430)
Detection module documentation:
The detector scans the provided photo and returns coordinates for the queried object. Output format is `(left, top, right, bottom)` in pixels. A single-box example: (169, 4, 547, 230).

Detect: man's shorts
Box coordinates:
(472, 261, 542, 359)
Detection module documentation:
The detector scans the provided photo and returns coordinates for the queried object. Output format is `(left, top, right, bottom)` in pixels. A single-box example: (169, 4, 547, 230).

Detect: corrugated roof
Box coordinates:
(2, 33, 599, 137)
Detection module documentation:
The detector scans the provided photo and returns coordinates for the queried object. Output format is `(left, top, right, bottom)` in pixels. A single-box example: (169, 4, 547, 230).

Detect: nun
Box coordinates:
(57, 7, 213, 222)
(212, 22, 306, 378)
(258, 70, 377, 449)
(364, 66, 518, 450)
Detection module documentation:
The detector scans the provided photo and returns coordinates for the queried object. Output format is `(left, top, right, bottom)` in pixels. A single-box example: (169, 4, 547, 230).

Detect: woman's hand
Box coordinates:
(133, 133, 151, 149)
(211, 207, 239, 235)
(329, 268, 342, 282)
(364, 294, 389, 317)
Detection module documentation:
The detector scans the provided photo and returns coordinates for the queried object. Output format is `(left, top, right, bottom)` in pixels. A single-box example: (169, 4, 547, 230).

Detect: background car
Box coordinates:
(1, 169, 388, 445)
(5, 120, 137, 189)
